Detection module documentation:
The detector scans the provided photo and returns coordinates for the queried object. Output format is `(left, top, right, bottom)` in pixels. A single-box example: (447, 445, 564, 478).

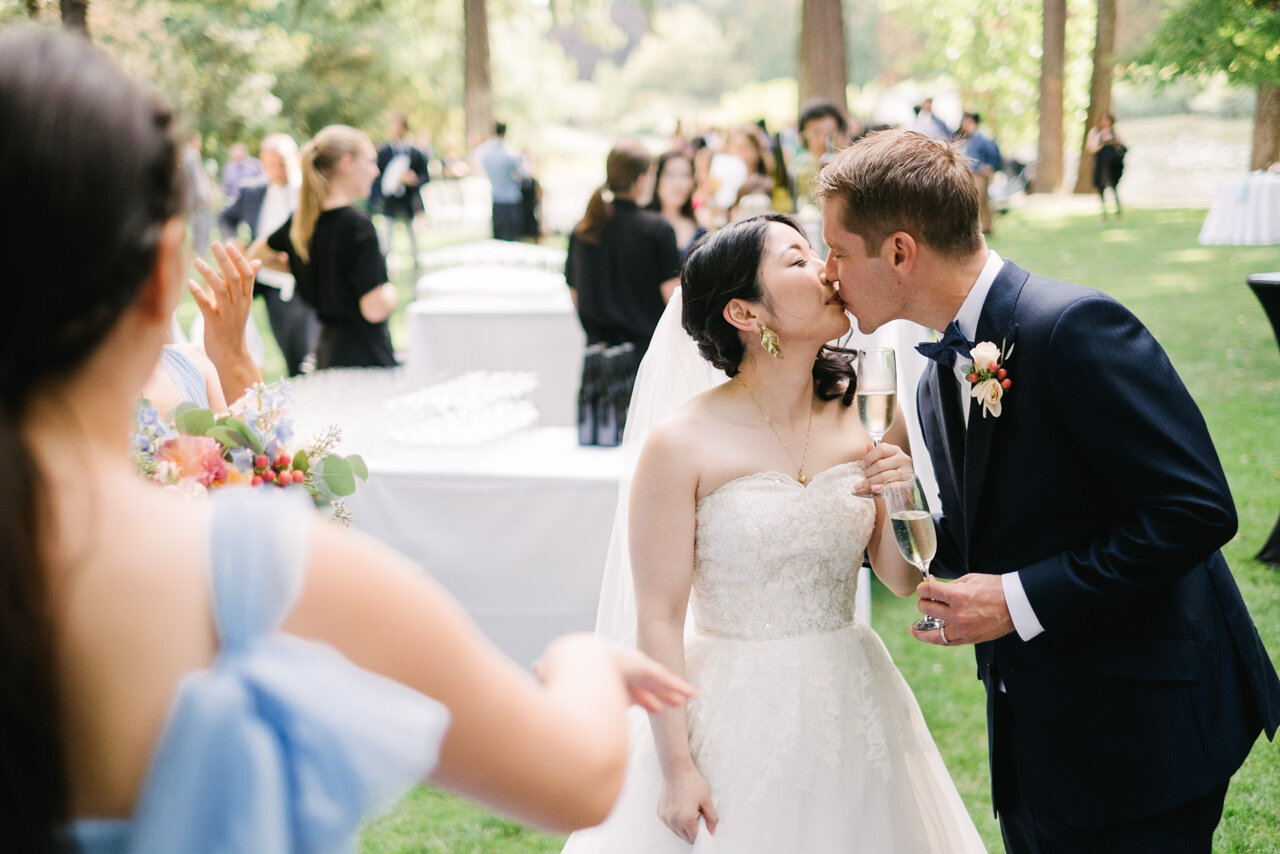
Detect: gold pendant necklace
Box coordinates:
(736, 375, 814, 484)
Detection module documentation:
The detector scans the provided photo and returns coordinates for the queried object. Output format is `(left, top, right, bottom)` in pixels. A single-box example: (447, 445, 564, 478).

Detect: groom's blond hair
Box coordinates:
(812, 129, 983, 259)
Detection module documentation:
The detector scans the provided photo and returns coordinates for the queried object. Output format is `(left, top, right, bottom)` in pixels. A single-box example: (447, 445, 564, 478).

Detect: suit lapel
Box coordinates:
(962, 262, 1029, 551)
(921, 362, 968, 554)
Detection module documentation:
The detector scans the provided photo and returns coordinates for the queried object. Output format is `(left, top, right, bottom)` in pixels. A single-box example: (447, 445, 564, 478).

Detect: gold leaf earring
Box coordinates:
(758, 323, 783, 359)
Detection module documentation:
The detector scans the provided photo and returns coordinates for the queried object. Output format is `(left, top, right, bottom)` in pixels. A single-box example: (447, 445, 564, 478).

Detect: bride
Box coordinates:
(563, 213, 986, 853)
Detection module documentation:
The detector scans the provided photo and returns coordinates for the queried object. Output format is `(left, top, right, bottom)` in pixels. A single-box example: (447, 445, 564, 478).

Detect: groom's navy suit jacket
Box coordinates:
(918, 261, 1280, 829)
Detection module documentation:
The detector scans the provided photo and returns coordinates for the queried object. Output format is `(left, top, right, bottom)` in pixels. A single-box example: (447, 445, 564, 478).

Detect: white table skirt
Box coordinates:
(344, 428, 625, 668)
(408, 265, 584, 427)
(1199, 172, 1280, 246)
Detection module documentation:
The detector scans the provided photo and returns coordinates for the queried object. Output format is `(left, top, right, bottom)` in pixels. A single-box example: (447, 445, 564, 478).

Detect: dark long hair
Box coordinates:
(680, 213, 856, 404)
(0, 28, 185, 852)
(645, 150, 696, 221)
(574, 139, 652, 245)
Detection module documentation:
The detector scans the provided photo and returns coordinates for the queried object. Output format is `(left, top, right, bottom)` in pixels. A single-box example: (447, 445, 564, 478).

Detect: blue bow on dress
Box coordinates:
(915, 321, 974, 369)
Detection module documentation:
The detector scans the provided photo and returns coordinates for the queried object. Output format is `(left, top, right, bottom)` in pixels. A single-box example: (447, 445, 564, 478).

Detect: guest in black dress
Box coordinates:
(646, 151, 707, 260)
(566, 140, 681, 358)
(1087, 112, 1126, 222)
(252, 125, 399, 369)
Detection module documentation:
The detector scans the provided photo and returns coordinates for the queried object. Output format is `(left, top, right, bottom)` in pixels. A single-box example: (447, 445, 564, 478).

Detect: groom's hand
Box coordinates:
(910, 574, 1015, 646)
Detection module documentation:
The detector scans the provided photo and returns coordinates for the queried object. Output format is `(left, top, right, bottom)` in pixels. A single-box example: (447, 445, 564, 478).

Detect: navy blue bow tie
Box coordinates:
(915, 321, 973, 368)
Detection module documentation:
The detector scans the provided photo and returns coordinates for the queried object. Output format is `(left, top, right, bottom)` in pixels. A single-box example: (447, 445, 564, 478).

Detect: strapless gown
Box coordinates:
(563, 462, 986, 853)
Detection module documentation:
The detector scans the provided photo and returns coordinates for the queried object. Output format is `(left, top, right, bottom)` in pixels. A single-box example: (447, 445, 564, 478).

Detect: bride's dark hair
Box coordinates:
(680, 212, 857, 404)
(0, 27, 185, 853)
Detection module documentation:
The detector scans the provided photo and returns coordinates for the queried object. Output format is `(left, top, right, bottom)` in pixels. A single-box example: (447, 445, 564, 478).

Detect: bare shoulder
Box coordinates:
(638, 382, 733, 470)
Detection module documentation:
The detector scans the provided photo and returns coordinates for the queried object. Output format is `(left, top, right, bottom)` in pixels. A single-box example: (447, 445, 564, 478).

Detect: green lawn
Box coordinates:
(356, 205, 1279, 854)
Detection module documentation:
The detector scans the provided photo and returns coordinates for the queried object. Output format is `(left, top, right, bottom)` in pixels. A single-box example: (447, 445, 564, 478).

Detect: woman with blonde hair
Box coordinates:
(251, 125, 400, 368)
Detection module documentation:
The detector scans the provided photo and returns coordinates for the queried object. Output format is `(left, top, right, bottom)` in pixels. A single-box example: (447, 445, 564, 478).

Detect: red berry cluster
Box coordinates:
(251, 452, 306, 488)
(967, 361, 1013, 389)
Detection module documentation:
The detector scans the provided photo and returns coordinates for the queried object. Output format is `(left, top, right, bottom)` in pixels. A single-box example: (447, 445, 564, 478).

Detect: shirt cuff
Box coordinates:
(1002, 571, 1045, 641)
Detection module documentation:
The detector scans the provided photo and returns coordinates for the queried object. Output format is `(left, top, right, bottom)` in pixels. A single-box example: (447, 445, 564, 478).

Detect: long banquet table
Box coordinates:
(289, 367, 876, 668)
(289, 368, 623, 668)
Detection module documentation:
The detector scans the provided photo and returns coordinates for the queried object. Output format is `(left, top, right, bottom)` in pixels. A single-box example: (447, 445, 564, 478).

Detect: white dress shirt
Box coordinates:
(943, 250, 1045, 642)
(255, 182, 298, 297)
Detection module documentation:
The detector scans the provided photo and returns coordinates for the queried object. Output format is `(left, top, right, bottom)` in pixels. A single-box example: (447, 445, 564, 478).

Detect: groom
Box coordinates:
(816, 130, 1280, 853)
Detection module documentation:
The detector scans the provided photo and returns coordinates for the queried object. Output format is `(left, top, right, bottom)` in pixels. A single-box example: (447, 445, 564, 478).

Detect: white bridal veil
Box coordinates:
(594, 288, 723, 647)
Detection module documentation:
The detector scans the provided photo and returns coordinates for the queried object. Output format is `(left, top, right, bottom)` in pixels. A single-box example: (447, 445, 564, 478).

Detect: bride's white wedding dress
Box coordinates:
(563, 462, 986, 854)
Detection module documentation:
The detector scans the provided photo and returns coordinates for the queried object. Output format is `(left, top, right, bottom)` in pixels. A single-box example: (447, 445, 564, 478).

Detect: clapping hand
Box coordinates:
(187, 241, 259, 367)
(852, 441, 913, 497)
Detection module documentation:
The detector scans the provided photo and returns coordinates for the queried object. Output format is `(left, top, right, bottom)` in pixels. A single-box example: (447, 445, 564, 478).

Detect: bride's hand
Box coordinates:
(658, 766, 719, 843)
(855, 441, 913, 497)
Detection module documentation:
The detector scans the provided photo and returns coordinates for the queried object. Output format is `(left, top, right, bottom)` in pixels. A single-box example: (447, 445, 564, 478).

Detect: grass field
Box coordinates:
(349, 204, 1279, 854)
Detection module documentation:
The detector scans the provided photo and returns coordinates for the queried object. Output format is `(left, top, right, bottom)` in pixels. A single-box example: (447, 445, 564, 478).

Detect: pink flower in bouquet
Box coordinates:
(157, 435, 228, 487)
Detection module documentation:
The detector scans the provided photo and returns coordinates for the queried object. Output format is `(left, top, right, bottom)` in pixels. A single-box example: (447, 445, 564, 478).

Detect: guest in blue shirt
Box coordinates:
(475, 122, 528, 241)
(957, 112, 1002, 235)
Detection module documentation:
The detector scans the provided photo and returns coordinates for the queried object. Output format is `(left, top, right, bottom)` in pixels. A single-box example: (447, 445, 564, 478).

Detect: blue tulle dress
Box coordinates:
(67, 489, 451, 854)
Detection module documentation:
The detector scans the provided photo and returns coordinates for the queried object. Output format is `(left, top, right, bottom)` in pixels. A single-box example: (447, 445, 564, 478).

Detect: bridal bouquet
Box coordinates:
(132, 382, 367, 523)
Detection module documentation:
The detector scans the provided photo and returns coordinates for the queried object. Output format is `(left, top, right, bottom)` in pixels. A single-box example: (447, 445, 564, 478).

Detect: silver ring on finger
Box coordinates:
(939, 626, 949, 645)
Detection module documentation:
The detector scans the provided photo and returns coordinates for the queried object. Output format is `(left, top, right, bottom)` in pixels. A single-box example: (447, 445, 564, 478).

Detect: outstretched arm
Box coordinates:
(284, 520, 692, 834)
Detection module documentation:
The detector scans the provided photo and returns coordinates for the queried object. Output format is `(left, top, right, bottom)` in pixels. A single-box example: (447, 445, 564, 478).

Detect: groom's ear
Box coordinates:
(884, 232, 918, 275)
(723, 299, 758, 334)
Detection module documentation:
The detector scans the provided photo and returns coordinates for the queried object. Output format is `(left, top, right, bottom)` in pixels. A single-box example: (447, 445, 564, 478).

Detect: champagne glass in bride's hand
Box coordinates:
(883, 477, 945, 632)
(855, 348, 896, 446)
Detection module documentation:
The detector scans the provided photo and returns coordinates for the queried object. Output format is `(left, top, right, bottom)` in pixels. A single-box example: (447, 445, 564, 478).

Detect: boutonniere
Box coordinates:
(963, 339, 1014, 418)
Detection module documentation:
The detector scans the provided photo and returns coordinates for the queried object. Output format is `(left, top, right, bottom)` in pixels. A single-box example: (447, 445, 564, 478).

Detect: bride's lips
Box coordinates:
(827, 292, 846, 307)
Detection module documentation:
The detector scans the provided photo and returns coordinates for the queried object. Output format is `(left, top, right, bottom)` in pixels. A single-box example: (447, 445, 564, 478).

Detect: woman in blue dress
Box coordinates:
(0, 28, 691, 854)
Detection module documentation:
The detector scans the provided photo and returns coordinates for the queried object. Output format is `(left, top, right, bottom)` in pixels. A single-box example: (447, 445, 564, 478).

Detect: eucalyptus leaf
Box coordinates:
(207, 426, 250, 450)
(175, 407, 215, 437)
(346, 454, 368, 481)
(292, 450, 310, 473)
(315, 455, 356, 496)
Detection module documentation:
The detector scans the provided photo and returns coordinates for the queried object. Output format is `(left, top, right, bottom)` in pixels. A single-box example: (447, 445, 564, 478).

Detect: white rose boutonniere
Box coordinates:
(963, 339, 1014, 419)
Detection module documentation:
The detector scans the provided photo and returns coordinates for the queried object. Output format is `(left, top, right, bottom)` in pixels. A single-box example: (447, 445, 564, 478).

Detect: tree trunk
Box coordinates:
(1251, 81, 1280, 171)
(25, 0, 41, 17)
(60, 0, 88, 34)
(798, 0, 849, 116)
(1033, 0, 1066, 193)
(1074, 0, 1117, 193)
(464, 0, 493, 146)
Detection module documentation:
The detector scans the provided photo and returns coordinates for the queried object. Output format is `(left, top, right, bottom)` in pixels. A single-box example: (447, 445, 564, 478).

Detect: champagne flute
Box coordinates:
(855, 348, 896, 446)
(883, 477, 945, 632)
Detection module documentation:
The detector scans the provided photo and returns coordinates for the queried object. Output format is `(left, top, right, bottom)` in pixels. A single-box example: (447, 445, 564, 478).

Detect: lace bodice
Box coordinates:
(692, 462, 875, 641)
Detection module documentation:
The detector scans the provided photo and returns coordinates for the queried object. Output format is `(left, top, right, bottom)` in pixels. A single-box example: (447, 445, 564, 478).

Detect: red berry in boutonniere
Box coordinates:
(968, 372, 979, 383)
(1002, 379, 1012, 389)
(997, 368, 1007, 379)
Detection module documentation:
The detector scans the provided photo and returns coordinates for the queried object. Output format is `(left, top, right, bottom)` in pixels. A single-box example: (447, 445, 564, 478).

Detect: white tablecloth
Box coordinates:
(345, 427, 625, 669)
(1199, 172, 1280, 245)
(288, 368, 873, 667)
(409, 265, 584, 427)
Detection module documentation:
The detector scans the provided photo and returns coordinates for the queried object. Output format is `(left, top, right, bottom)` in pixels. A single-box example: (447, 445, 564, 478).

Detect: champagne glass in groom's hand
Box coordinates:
(883, 477, 945, 632)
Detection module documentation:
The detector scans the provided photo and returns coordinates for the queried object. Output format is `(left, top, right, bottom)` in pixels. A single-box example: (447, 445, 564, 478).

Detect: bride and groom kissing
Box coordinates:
(564, 130, 1280, 853)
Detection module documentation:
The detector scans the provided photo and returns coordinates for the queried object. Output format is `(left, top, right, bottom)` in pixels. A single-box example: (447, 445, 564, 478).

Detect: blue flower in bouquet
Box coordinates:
(228, 447, 255, 473)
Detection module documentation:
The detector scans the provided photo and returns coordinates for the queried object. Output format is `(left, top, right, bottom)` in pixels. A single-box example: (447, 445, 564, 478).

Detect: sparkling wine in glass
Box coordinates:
(883, 477, 945, 632)
(855, 348, 896, 446)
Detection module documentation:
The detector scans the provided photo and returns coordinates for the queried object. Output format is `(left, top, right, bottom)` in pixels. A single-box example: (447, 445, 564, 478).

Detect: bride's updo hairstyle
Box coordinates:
(680, 212, 856, 404)
(0, 27, 184, 853)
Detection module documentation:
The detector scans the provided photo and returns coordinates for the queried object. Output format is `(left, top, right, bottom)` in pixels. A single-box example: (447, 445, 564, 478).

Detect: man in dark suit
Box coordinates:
(218, 134, 319, 376)
(817, 129, 1280, 853)
(370, 113, 429, 278)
